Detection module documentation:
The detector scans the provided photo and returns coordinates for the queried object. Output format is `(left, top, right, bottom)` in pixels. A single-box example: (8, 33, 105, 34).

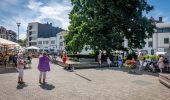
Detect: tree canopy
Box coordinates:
(18, 38, 26, 47)
(65, 0, 155, 54)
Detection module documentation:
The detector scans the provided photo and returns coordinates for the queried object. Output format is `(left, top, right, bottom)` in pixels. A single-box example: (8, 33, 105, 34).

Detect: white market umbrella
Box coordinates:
(26, 46, 40, 50)
(0, 38, 19, 47)
(156, 52, 167, 55)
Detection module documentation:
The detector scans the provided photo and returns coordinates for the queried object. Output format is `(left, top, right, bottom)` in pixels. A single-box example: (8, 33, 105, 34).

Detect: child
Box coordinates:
(38, 52, 50, 84)
(158, 56, 164, 73)
(107, 57, 112, 67)
(17, 53, 25, 84)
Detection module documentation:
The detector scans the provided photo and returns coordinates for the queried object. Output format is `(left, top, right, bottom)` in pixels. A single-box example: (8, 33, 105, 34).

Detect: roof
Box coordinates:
(156, 23, 170, 28)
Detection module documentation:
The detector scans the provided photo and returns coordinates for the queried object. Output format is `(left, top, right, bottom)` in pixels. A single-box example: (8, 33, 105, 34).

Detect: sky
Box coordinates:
(0, 0, 170, 39)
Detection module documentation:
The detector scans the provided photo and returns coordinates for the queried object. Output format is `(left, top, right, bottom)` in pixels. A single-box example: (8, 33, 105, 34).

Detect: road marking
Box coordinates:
(75, 73, 92, 81)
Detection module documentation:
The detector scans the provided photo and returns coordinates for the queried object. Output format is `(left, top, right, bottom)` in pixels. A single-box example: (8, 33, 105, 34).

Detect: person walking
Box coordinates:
(38, 52, 50, 84)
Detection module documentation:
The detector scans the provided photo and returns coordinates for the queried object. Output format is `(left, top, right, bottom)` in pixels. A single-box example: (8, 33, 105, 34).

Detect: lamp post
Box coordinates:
(16, 22, 21, 53)
(16, 22, 21, 43)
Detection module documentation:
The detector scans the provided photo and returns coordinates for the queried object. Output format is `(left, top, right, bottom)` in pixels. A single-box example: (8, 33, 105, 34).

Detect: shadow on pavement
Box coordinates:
(0, 67, 17, 74)
(16, 83, 28, 89)
(39, 83, 55, 90)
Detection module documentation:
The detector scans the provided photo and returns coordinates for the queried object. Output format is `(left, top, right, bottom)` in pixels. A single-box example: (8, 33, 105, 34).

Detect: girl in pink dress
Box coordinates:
(158, 56, 164, 73)
(17, 53, 25, 84)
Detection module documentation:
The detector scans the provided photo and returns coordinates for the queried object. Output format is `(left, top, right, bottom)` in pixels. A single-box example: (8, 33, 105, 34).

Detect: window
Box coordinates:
(43, 41, 46, 44)
(29, 37, 32, 41)
(32, 37, 36, 40)
(50, 49, 54, 52)
(60, 36, 62, 39)
(51, 40, 55, 44)
(148, 41, 152, 47)
(29, 31, 32, 35)
(60, 42, 63, 46)
(29, 26, 32, 30)
(157, 28, 170, 33)
(38, 41, 42, 44)
(164, 48, 168, 52)
(46, 41, 49, 44)
(164, 38, 169, 44)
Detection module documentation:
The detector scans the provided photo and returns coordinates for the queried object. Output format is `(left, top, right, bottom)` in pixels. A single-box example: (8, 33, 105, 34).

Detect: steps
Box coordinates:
(159, 73, 170, 88)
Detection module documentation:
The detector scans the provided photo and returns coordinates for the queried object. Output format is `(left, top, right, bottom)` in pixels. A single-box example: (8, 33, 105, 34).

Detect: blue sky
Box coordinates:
(0, 0, 72, 39)
(147, 0, 170, 22)
(0, 0, 170, 39)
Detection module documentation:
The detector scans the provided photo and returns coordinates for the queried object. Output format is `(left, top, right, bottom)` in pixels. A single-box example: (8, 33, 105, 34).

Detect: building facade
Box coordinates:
(125, 17, 170, 55)
(27, 22, 65, 53)
(0, 26, 17, 42)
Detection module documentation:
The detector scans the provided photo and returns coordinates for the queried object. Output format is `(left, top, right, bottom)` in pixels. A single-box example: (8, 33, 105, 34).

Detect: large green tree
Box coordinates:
(65, 0, 155, 54)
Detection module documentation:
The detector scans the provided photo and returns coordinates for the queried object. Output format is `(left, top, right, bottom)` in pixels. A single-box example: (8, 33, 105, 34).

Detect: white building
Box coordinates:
(27, 22, 65, 53)
(153, 23, 170, 53)
(37, 37, 57, 52)
(56, 31, 67, 52)
(125, 22, 170, 55)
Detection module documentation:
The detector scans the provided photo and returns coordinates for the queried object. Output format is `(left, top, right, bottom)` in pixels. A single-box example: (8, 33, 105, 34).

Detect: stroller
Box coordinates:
(143, 60, 152, 72)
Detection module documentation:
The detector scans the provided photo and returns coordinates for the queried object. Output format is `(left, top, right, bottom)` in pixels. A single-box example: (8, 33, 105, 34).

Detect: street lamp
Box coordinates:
(16, 22, 21, 43)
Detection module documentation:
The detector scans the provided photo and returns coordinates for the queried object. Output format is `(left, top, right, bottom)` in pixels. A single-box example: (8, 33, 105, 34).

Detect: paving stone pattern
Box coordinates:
(0, 58, 169, 100)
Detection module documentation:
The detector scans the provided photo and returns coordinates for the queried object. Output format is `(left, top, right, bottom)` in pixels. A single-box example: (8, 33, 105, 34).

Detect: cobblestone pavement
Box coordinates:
(0, 58, 169, 100)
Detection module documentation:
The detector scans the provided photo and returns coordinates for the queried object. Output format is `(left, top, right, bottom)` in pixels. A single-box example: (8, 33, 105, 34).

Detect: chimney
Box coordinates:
(159, 17, 162, 22)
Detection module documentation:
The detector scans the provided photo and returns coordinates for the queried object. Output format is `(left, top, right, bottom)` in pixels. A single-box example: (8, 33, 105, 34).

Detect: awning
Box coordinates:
(26, 46, 40, 50)
(0, 38, 19, 47)
(156, 52, 167, 55)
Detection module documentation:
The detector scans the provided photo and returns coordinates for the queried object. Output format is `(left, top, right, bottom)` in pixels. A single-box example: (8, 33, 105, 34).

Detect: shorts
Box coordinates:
(18, 68, 24, 77)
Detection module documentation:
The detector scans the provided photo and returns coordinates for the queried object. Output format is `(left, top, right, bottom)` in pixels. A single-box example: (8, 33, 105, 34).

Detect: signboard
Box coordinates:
(157, 48, 164, 52)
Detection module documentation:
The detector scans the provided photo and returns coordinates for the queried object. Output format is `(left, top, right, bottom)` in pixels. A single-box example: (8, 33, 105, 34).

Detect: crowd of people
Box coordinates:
(0, 52, 32, 68)
(95, 51, 170, 73)
(15, 50, 170, 85)
(138, 53, 169, 73)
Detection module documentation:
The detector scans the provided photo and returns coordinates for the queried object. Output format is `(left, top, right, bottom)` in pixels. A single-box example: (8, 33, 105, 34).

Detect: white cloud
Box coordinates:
(0, 0, 72, 39)
(27, 0, 43, 11)
(27, 0, 72, 29)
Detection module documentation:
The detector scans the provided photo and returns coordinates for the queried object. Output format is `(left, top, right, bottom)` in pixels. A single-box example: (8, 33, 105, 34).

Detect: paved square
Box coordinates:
(0, 58, 169, 100)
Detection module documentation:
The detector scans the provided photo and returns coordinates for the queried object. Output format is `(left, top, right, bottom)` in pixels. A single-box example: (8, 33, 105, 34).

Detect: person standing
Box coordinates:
(38, 52, 50, 84)
(97, 51, 102, 66)
(27, 53, 32, 68)
(62, 51, 67, 64)
(17, 53, 25, 84)
(158, 55, 164, 73)
(138, 53, 144, 71)
(118, 55, 123, 68)
(107, 57, 112, 67)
